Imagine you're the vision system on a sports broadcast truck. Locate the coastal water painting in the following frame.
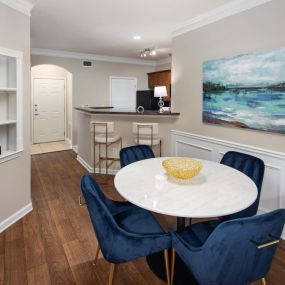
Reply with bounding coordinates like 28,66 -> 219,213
203,48 -> 285,134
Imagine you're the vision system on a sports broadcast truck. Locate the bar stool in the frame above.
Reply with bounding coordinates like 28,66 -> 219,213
92,121 -> 122,174
132,122 -> 161,156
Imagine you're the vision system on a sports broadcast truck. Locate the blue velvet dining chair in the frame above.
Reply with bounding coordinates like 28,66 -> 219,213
221,151 -> 265,220
120,145 -> 155,168
81,175 -> 171,285
186,151 -> 265,227
170,209 -> 285,285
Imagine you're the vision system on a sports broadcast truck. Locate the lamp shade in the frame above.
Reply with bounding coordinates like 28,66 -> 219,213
154,86 -> 167,97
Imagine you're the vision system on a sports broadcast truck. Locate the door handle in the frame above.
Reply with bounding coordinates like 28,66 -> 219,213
34,114 -> 39,116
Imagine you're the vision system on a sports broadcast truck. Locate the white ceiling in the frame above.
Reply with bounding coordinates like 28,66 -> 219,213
30,0 -> 233,60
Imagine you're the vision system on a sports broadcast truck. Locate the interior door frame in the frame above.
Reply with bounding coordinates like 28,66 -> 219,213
31,76 -> 66,144
109,76 -> 137,108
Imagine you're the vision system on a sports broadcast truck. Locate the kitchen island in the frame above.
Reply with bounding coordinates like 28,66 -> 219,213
75,107 -> 180,174
75,106 -> 180,116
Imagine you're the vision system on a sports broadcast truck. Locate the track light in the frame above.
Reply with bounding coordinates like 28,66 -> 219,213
140,48 -> 157,58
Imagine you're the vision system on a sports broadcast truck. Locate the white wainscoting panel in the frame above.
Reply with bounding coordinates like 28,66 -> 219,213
171,130 -> 285,238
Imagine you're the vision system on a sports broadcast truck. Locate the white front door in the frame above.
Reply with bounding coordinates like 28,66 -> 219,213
33,78 -> 65,143
110,77 -> 137,109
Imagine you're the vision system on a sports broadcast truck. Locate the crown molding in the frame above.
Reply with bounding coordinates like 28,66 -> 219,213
156,57 -> 172,66
0,0 -> 34,16
0,46 -> 23,58
31,48 -> 162,67
171,0 -> 272,37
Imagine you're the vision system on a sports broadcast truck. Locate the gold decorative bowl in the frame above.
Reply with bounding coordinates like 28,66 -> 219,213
162,158 -> 203,180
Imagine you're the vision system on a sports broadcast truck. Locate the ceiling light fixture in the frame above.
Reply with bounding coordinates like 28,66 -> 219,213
133,35 -> 141,40
140,48 -> 157,58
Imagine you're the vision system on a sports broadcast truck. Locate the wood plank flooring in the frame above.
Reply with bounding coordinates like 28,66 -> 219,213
0,150 -> 284,285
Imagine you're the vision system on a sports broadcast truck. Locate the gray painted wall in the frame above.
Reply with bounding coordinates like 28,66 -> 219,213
172,0 -> 285,152
0,4 -> 31,225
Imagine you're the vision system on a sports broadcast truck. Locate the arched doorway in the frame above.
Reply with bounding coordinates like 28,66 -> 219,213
31,64 -> 73,154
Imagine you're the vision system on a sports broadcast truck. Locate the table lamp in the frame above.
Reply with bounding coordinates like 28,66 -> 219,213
154,86 -> 167,113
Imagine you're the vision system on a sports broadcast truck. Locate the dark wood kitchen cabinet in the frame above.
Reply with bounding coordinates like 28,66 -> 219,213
147,69 -> 171,101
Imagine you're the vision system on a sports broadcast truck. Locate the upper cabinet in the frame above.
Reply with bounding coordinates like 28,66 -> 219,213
147,69 -> 171,101
0,47 -> 23,164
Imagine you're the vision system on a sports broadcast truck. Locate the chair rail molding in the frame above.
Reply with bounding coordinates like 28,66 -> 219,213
171,0 -> 272,37
0,0 -> 34,16
171,130 -> 285,239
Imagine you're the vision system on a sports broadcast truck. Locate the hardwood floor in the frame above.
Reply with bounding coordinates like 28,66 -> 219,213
0,150 -> 284,285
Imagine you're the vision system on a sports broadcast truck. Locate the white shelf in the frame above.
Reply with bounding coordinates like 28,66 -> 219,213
0,149 -> 23,164
0,88 -> 16,92
0,120 -> 17,126
0,48 -> 23,164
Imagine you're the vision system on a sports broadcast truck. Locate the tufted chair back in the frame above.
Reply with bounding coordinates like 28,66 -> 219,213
172,209 -> 285,285
81,175 -> 171,264
221,151 -> 265,220
120,145 -> 154,168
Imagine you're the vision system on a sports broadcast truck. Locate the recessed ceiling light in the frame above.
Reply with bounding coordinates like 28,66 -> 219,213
133,35 -> 141,40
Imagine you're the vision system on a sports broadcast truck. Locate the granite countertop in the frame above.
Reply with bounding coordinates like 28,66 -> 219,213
75,106 -> 180,116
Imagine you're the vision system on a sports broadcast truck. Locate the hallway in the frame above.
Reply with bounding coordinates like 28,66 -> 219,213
31,141 -> 71,155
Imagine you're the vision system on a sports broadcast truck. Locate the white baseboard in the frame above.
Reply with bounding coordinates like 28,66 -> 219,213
77,155 -> 118,175
77,155 -> 93,172
72,145 -> 78,154
0,202 -> 33,233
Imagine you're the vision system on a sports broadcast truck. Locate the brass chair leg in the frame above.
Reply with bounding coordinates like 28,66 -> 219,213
164,249 -> 171,285
108,263 -> 117,285
99,143 -> 101,174
93,143 -> 95,175
171,248 -> 176,285
106,143 -> 108,175
92,244 -> 101,266
78,195 -> 86,206
261,277 -> 267,285
93,124 -> 96,175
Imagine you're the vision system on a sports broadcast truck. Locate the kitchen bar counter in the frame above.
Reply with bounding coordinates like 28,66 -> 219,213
75,106 -> 180,174
75,106 -> 180,116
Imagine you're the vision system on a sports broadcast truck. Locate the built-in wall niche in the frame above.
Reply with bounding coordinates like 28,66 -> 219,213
0,124 -> 16,153
0,91 -> 16,122
0,47 -> 23,163
0,55 -> 16,89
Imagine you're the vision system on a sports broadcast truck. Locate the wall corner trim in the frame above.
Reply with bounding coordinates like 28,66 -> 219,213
31,48 -> 163,67
77,155 -> 118,175
0,203 -> 33,233
0,0 -> 34,16
72,145 -> 78,154
171,0 -> 272,37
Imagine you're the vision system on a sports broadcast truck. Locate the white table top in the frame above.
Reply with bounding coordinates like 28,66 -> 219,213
114,157 -> 258,218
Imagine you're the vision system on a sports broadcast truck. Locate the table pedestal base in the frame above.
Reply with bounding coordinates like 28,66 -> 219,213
146,251 -> 199,285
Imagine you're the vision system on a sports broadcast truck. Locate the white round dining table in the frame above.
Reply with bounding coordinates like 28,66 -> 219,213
114,157 -> 258,285
114,157 -> 257,219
